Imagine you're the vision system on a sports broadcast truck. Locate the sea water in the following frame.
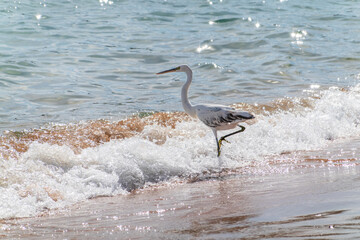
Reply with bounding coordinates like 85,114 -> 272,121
1,0 -> 360,130
1,0 -> 360,224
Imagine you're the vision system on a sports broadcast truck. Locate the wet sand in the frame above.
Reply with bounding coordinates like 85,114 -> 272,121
2,159 -> 360,240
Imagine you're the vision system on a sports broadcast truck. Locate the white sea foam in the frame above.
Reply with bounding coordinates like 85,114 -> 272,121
1,85 -> 360,219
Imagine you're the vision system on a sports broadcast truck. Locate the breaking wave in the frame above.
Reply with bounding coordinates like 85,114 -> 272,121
1,85 -> 360,219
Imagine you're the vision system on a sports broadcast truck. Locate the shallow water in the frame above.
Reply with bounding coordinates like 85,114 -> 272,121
1,0 -> 360,238
3,160 -> 360,239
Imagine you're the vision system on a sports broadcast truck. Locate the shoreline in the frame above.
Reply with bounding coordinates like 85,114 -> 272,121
2,160 -> 360,239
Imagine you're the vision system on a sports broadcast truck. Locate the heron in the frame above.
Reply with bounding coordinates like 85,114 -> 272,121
156,65 -> 254,156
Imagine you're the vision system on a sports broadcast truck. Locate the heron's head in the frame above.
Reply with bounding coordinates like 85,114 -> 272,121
156,65 -> 191,75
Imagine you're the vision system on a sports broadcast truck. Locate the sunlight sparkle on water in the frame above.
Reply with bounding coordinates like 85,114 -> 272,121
310,84 -> 320,89
99,0 -> 113,5
291,29 -> 307,45
196,44 -> 214,53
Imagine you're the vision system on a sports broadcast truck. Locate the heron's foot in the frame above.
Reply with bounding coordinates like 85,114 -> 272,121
217,137 -> 230,157
218,137 -> 230,148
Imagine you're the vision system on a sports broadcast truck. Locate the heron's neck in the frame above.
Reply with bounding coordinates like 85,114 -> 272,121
181,70 -> 196,118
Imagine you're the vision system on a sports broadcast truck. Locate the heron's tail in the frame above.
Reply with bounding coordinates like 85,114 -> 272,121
233,111 -> 255,120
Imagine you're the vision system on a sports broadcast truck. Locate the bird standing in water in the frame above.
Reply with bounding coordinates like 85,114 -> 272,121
157,65 -> 254,156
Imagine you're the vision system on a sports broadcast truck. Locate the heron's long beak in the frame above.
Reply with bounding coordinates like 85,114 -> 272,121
156,66 -> 180,75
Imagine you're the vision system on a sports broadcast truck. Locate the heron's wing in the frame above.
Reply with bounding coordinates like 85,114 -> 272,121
195,105 -> 253,128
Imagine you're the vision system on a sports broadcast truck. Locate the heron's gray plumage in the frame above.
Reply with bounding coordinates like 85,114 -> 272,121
195,104 -> 254,128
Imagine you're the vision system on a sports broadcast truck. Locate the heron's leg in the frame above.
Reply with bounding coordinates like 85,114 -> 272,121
219,125 -> 246,145
216,137 -> 221,157
212,129 -> 222,157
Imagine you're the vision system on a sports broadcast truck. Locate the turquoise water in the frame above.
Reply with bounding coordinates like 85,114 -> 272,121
1,0 -> 360,131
